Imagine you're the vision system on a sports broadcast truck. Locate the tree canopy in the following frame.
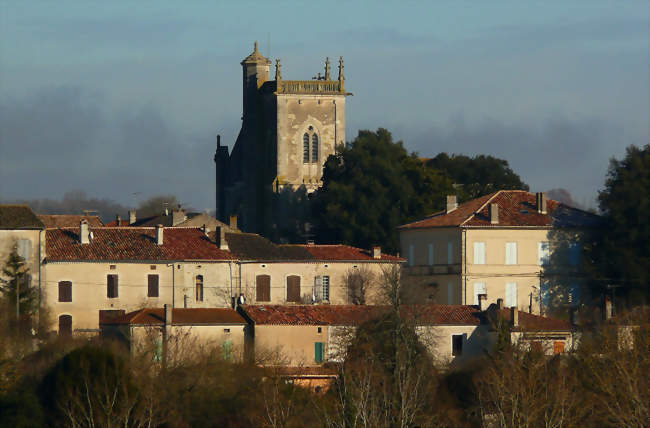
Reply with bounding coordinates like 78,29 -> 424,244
425,153 -> 528,201
311,129 -> 455,253
136,195 -> 182,218
593,144 -> 649,304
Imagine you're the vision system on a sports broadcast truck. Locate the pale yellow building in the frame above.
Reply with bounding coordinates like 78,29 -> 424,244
399,191 -> 601,314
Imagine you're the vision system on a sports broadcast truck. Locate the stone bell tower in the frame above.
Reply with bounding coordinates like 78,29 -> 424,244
215,42 -> 351,235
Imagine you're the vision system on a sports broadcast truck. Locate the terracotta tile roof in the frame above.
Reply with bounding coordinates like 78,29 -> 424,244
0,205 -> 44,229
102,308 -> 246,325
399,191 -> 602,229
46,227 -> 236,261
496,308 -> 572,331
241,304 -> 482,326
105,219 -> 131,227
39,214 -> 104,228
223,233 -> 403,262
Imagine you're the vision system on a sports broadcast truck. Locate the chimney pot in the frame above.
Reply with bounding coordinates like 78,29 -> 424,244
128,210 -> 136,225
79,220 -> 90,245
115,214 -> 121,225
229,215 -> 238,230
490,203 -> 499,224
497,298 -> 504,310
372,246 -> 381,259
478,293 -> 488,311
156,224 -> 164,245
511,306 -> 519,327
446,195 -> 458,213
536,192 -> 547,214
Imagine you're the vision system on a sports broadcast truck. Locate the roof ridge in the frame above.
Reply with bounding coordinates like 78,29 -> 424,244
460,191 -> 501,227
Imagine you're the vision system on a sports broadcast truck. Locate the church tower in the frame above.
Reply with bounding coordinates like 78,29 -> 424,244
215,43 -> 351,236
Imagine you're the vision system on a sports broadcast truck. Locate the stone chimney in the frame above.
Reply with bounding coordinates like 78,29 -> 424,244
216,226 -> 228,251
80,220 -> 90,244
490,203 -> 499,224
229,215 -> 238,230
172,210 -> 186,226
372,246 -> 381,259
478,293 -> 487,311
511,306 -> 519,327
536,192 -> 547,214
604,295 -> 613,320
446,195 -> 458,213
156,224 -> 164,245
128,210 -> 136,225
497,298 -> 504,310
115,214 -> 121,225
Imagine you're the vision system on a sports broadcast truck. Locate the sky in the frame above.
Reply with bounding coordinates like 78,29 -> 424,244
1,1 -> 648,211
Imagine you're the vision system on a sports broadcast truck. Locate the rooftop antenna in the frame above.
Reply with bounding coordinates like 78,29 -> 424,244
267,32 -> 271,59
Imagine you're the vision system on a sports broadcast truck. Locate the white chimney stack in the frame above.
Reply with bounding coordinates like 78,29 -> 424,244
372,246 -> 381,259
128,210 -> 137,225
478,293 -> 487,311
490,203 -> 499,224
217,226 -> 228,251
156,224 -> 164,245
79,220 -> 90,245
497,298 -> 504,310
446,195 -> 458,213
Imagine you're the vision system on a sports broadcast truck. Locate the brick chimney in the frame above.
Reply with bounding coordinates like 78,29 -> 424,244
446,195 -> 458,213
79,220 -> 90,244
536,192 -> 547,214
128,210 -> 136,225
216,226 -> 228,251
478,293 -> 487,311
490,203 -> 499,224
156,224 -> 164,245
497,298 -> 504,310
229,215 -> 238,230
604,296 -> 613,320
372,246 -> 381,259
511,306 -> 519,327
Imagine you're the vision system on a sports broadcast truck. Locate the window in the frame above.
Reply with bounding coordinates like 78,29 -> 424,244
107,275 -> 118,298
315,342 -> 325,363
256,274 -> 271,302
408,244 -> 414,267
428,243 -> 434,266
287,275 -> 301,302
58,281 -> 72,302
148,274 -> 159,298
317,327 -> 322,334
59,315 -> 72,337
17,239 -> 31,262
452,335 -> 463,356
553,341 -> 565,354
569,243 -> 581,266
505,242 -> 518,265
322,275 -> 330,301
473,242 -> 486,265
195,275 -> 204,302
473,282 -> 486,305
223,340 -> 233,361
311,133 -> 319,162
505,282 -> 518,308
538,241 -> 550,266
447,242 -> 453,264
447,282 -> 454,305
303,133 -> 310,163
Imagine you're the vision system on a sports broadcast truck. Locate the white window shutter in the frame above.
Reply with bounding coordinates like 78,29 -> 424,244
314,276 -> 322,301
17,239 -> 31,262
474,242 -> 485,265
538,242 -> 550,265
506,242 -> 517,265
428,244 -> 434,266
506,282 -> 518,307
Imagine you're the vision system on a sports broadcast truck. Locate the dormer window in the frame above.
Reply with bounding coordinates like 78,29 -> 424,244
303,126 -> 319,164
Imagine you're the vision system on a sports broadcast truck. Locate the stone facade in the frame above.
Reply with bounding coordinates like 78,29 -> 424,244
215,43 -> 350,234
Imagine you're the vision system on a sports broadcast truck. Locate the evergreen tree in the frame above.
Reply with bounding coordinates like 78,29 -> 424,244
1,247 -> 37,325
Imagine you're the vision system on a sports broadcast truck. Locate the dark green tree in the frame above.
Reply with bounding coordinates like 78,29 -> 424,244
312,128 -> 455,253
592,144 -> 649,305
0,247 -> 37,328
425,153 -> 529,201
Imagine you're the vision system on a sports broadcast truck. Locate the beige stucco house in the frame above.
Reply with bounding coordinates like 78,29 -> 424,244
398,191 -> 602,314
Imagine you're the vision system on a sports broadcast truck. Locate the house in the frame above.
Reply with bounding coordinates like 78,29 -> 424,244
100,305 -> 247,363
38,214 -> 104,228
106,209 -> 237,235
398,190 -> 602,314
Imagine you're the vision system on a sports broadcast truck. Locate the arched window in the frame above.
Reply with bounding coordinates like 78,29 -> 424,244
303,133 -> 310,163
195,275 -> 204,302
311,133 -> 319,162
59,315 -> 72,337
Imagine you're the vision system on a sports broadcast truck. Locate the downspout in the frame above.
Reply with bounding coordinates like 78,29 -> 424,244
462,228 -> 467,305
38,229 -> 43,331
171,263 -> 175,308
228,260 -> 233,307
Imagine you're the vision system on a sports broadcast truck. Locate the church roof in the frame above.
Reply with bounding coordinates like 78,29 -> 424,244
241,41 -> 271,64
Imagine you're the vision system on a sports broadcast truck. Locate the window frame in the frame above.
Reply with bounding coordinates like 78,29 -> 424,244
256,274 -> 271,302
195,275 -> 204,302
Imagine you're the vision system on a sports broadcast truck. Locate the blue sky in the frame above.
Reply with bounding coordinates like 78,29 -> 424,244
1,1 -> 648,210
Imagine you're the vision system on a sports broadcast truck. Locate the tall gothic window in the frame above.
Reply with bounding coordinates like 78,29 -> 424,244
311,134 -> 319,162
303,133 -> 310,163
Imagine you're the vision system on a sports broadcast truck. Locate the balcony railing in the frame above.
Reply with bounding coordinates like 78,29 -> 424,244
276,80 -> 345,94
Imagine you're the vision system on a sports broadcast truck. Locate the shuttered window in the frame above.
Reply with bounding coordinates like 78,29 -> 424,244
314,276 -> 322,301
452,335 -> 463,356
315,342 -> 325,363
303,133 -> 310,163
287,275 -> 301,302
538,241 -> 550,265
428,243 -> 434,266
505,242 -> 518,265
59,315 -> 72,337
473,282 -> 486,305
473,242 -> 486,265
322,276 -> 330,301
195,275 -> 204,302
256,275 -> 271,302
148,274 -> 159,297
58,281 -> 72,302
107,275 -> 118,298
505,282 -> 518,308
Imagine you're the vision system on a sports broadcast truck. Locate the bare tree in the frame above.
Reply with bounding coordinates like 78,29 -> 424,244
345,266 -> 374,305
